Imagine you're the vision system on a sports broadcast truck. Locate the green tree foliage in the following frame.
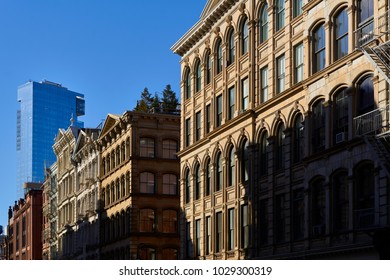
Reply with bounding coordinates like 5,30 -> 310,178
134,85 -> 179,114
162,84 -> 179,112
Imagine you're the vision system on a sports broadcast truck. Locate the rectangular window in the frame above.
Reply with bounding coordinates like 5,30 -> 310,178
228,208 -> 235,250
260,66 -> 268,103
293,189 -> 304,240
241,205 -> 249,249
275,194 -> 286,242
206,216 -> 211,254
228,86 -> 235,120
216,95 -> 223,127
206,104 -> 211,134
185,118 -> 191,147
242,78 -> 249,111
195,219 -> 201,257
276,0 -> 285,31
216,212 -> 223,253
259,199 -> 268,245
276,55 -> 285,94
195,111 -> 201,141
294,43 -> 304,84
293,0 -> 303,18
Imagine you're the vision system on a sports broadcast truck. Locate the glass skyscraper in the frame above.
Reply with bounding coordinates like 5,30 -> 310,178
16,80 -> 85,196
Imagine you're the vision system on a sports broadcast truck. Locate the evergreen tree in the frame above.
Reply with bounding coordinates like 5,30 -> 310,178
134,87 -> 152,112
161,84 -> 179,112
150,93 -> 161,112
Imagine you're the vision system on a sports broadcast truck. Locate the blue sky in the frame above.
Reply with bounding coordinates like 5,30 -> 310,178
0,0 -> 206,230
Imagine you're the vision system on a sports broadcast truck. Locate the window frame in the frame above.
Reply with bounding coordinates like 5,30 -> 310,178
276,55 -> 285,94
313,24 -> 326,73
294,43 -> 304,84
259,4 -> 268,44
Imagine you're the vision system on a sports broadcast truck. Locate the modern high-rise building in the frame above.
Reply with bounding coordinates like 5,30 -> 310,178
16,80 -> 85,196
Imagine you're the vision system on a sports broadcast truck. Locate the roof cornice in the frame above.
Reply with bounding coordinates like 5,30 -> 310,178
171,0 -> 239,57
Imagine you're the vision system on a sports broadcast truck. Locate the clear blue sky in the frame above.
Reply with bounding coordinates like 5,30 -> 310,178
0,0 -> 206,230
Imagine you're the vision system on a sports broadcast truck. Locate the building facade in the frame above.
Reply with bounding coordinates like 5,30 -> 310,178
7,185 -> 43,260
42,163 -> 58,260
172,0 -> 390,259
53,125 -> 100,259
17,80 -> 85,196
98,111 -> 180,260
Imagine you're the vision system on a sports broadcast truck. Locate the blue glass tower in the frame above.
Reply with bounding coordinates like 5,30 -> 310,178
16,80 -> 85,196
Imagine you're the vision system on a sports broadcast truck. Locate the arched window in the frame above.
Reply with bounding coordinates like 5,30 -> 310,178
121,175 -> 125,197
121,142 -> 125,162
126,172 -> 130,194
331,171 -> 349,231
241,140 -> 249,183
205,158 -> 211,196
354,162 -> 375,228
275,124 -> 285,170
227,29 -> 235,66
162,174 -> 178,195
195,59 -> 202,92
259,131 -> 268,176
139,209 -> 156,232
357,75 -> 374,115
334,8 -> 348,60
140,138 -> 155,158
185,169 -> 191,203
333,88 -> 349,144
162,139 -> 178,159
102,158 -> 106,176
116,179 -> 120,201
293,114 -> 304,163
228,147 -> 235,186
106,187 -> 110,206
162,210 -> 178,233
216,38 -> 223,74
276,0 -> 285,31
311,178 -> 326,236
259,4 -> 268,44
185,68 -> 191,99
195,163 -> 201,200
116,146 -> 120,166
241,18 -> 249,54
139,172 -> 155,194
216,151 -> 223,191
312,99 -> 326,153
111,152 -> 115,170
106,156 -> 110,173
205,51 -> 212,85
313,24 -> 325,73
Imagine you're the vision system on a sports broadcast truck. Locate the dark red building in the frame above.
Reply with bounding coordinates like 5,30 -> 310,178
7,183 -> 42,260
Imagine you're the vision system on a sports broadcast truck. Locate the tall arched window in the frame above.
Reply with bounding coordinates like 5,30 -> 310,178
313,24 -> 326,73
241,18 -> 249,54
259,4 -> 268,44
205,158 -> 211,196
312,99 -> 326,153
275,124 -> 285,170
259,131 -> 268,176
185,68 -> 191,99
334,8 -> 348,60
331,171 -> 349,231
195,59 -> 202,92
228,147 -> 235,186
357,75 -> 374,115
185,169 -> 191,203
205,51 -> 212,85
227,29 -> 235,66
354,162 -> 375,228
241,140 -> 249,183
333,88 -> 349,144
293,114 -> 304,163
216,152 -> 223,191
276,0 -> 285,31
195,163 -> 201,200
311,178 -> 326,236
216,39 -> 223,74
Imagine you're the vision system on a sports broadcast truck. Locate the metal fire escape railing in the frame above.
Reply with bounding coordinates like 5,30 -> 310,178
355,9 -> 390,85
354,104 -> 390,177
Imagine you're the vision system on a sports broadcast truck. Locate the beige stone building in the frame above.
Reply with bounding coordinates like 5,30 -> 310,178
53,125 -> 101,259
172,0 -> 390,259
42,162 -> 58,260
98,111 -> 180,260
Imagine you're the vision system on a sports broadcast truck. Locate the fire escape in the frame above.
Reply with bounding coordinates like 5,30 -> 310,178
354,9 -> 390,178
354,9 -> 390,259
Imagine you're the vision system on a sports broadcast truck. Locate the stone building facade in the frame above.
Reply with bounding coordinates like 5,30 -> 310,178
172,0 -> 390,259
98,111 -> 180,259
